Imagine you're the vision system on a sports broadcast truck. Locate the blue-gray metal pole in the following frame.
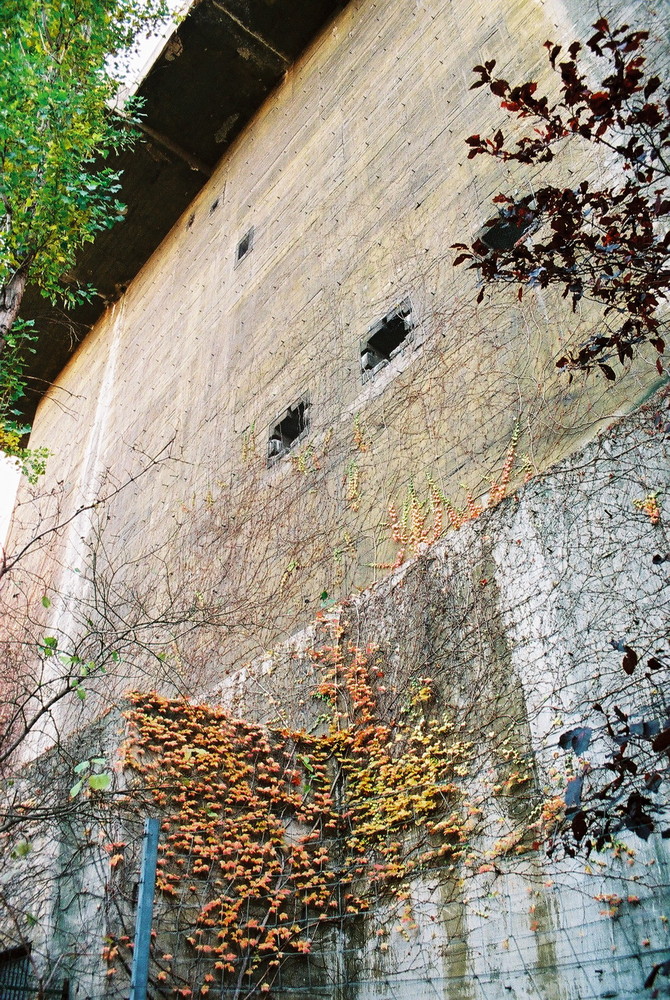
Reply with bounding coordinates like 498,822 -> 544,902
129,817 -> 160,1000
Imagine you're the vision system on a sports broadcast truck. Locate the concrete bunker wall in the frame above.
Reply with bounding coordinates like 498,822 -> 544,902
210,390 -> 670,999
10,0 -> 669,689
3,390 -> 669,1000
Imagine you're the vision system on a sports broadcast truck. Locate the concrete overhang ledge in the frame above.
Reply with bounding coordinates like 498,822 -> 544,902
20,0 -> 345,421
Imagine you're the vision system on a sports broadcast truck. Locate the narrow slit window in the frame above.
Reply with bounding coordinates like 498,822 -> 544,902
361,298 -> 414,378
268,399 -> 309,464
235,227 -> 254,264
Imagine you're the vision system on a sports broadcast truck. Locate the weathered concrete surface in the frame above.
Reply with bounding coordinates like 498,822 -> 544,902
3,0 -> 670,994
11,0 -> 669,696
3,390 -> 670,999
214,387 -> 670,730
207,388 -> 670,999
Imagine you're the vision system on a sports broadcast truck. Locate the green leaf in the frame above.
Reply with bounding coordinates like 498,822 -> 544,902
73,760 -> 90,774
41,636 -> 57,656
88,773 -> 111,791
41,595 -> 51,608
69,779 -> 84,798
11,840 -> 32,858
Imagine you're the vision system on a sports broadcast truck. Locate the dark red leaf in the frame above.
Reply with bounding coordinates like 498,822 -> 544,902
651,729 -> 670,753
599,363 -> 616,381
657,358 -> 664,376
622,647 -> 638,674
476,287 -> 485,304
589,91 -> 613,116
623,791 -> 654,839
453,254 -> 471,266
644,75 -> 660,98
647,657 -> 664,671
518,287 -> 523,301
587,31 -> 604,55
490,79 -> 509,97
571,810 -> 587,841
547,44 -> 561,69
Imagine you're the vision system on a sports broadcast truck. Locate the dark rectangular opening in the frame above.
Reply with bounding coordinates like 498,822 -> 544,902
236,227 -> 254,263
0,947 -> 30,1000
268,399 -> 309,464
477,205 -> 535,252
0,948 -> 66,1000
361,299 -> 414,377
479,217 -> 530,251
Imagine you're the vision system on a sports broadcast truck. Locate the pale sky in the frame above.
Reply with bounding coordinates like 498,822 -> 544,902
113,0 -> 193,104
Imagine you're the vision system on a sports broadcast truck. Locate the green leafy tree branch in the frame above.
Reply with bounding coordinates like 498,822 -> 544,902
0,0 -> 168,453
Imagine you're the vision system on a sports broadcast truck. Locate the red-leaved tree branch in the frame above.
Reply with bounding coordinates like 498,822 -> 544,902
453,18 -> 670,380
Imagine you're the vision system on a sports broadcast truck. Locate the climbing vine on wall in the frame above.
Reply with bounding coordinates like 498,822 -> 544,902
115,625 -> 478,998
384,424 -> 521,566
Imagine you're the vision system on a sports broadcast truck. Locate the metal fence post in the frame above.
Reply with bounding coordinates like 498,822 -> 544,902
129,817 -> 160,1000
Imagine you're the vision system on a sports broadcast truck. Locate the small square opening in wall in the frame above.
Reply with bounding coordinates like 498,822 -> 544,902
268,398 -> 309,464
361,298 -> 415,378
479,216 -> 529,251
235,227 -> 254,264
477,206 -> 535,252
